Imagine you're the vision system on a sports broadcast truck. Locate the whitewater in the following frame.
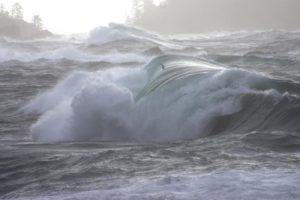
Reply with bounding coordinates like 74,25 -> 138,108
1,24 -> 300,199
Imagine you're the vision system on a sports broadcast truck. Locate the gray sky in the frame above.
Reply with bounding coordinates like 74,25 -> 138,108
131,0 -> 300,33
1,0 -> 134,33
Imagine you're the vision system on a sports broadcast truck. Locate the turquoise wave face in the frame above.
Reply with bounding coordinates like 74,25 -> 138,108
135,55 -> 225,101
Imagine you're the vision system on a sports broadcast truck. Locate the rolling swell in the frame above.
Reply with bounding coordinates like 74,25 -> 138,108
24,55 -> 300,143
205,91 -> 300,136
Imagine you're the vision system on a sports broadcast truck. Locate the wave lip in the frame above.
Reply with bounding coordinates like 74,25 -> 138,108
24,55 -> 297,143
136,55 -> 225,100
86,23 -> 185,50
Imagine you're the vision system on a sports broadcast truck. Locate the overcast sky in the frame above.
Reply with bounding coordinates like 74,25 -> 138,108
0,0 -> 136,34
1,0 -> 299,34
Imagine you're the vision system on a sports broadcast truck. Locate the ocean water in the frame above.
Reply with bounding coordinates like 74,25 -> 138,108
1,24 -> 300,199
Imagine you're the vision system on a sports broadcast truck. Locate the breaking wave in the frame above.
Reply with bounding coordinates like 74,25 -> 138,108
86,23 -> 185,49
86,23 -> 159,45
23,55 -> 300,143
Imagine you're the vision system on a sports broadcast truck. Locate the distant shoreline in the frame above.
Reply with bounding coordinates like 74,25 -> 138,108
0,14 -> 53,40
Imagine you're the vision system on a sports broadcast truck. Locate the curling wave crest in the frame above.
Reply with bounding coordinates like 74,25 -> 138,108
23,55 -> 300,143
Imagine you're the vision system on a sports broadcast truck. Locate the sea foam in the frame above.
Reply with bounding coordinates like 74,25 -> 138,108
0,46 -> 146,63
14,170 -> 300,200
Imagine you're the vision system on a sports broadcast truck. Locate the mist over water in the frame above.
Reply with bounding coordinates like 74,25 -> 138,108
129,0 -> 300,33
1,24 -> 300,199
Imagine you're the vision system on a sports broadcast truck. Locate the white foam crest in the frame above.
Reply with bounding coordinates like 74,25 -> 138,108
24,63 -> 280,143
168,30 -> 263,41
86,25 -> 132,45
86,23 -> 186,49
0,47 -> 147,63
14,170 -> 300,200
22,71 -> 91,114
0,35 -> 66,43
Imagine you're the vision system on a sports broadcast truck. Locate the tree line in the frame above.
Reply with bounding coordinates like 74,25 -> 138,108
0,2 -> 43,30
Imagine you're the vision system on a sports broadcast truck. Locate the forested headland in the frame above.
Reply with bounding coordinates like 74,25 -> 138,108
0,2 -> 53,39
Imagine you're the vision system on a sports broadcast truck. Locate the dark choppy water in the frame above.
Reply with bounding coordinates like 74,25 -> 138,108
1,24 -> 300,199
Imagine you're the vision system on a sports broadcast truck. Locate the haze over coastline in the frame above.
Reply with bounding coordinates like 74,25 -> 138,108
1,0 -> 134,34
2,0 -> 300,35
0,5 -> 52,39
128,0 -> 300,34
